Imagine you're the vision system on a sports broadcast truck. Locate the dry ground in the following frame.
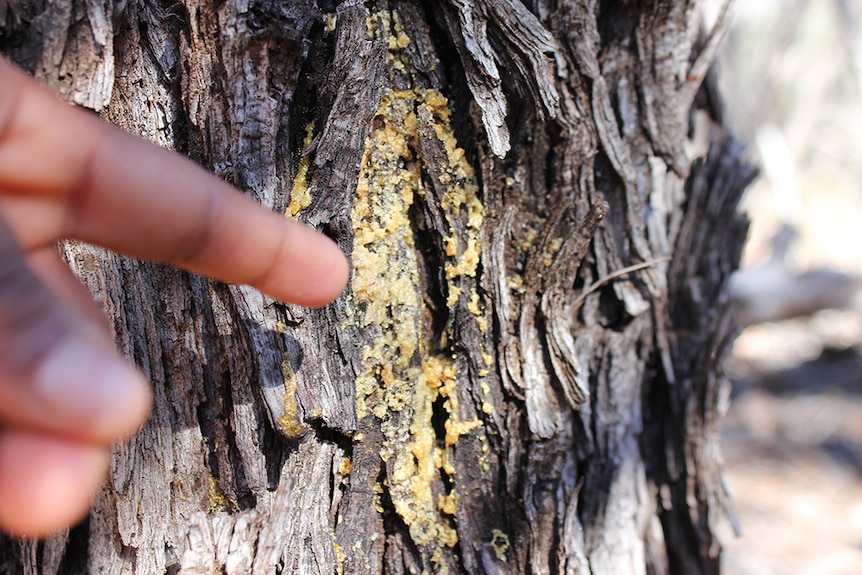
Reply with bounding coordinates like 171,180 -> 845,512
720,313 -> 862,574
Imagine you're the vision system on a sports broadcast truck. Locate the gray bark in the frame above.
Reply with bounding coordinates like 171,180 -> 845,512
0,1 -> 753,574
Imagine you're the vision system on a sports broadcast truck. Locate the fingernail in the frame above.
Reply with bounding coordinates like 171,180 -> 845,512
32,336 -> 151,441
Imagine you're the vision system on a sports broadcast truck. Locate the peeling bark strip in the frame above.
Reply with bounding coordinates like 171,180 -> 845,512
1,1 -> 750,575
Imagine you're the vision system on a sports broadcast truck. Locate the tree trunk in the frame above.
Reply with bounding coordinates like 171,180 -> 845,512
0,1 -> 754,574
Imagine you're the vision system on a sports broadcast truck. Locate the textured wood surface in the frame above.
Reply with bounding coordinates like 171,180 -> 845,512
0,1 -> 752,573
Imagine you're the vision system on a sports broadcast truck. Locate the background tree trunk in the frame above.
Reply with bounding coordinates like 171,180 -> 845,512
0,1 -> 754,574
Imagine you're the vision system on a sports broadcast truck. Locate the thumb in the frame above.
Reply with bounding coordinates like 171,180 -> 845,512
0,215 -> 151,444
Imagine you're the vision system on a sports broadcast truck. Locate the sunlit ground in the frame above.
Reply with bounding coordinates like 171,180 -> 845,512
723,315 -> 862,574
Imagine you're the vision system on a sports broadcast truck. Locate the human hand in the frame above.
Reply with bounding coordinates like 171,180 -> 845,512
0,56 -> 349,538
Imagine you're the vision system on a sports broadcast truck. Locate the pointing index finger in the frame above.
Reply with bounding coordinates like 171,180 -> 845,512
0,57 -> 348,307
72,123 -> 349,308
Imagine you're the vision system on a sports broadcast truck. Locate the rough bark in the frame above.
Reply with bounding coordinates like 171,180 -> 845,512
0,1 -> 753,574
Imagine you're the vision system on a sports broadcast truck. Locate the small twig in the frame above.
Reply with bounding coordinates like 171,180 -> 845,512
682,0 -> 733,104
573,256 -> 671,309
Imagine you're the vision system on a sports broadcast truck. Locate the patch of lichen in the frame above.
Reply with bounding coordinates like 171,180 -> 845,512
350,87 -> 462,560
286,121 -> 316,219
277,352 -> 309,438
491,529 -> 510,563
351,88 -> 422,423
413,83 -> 488,342
348,10 -> 491,573
207,476 -> 230,513
419,91 -> 485,287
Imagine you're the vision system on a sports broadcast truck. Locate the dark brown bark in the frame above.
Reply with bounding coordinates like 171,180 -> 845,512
0,1 -> 753,574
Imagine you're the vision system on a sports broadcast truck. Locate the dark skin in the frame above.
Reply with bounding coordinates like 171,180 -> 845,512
0,56 -> 349,537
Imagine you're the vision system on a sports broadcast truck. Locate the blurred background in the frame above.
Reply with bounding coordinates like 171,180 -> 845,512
715,1 -> 862,573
